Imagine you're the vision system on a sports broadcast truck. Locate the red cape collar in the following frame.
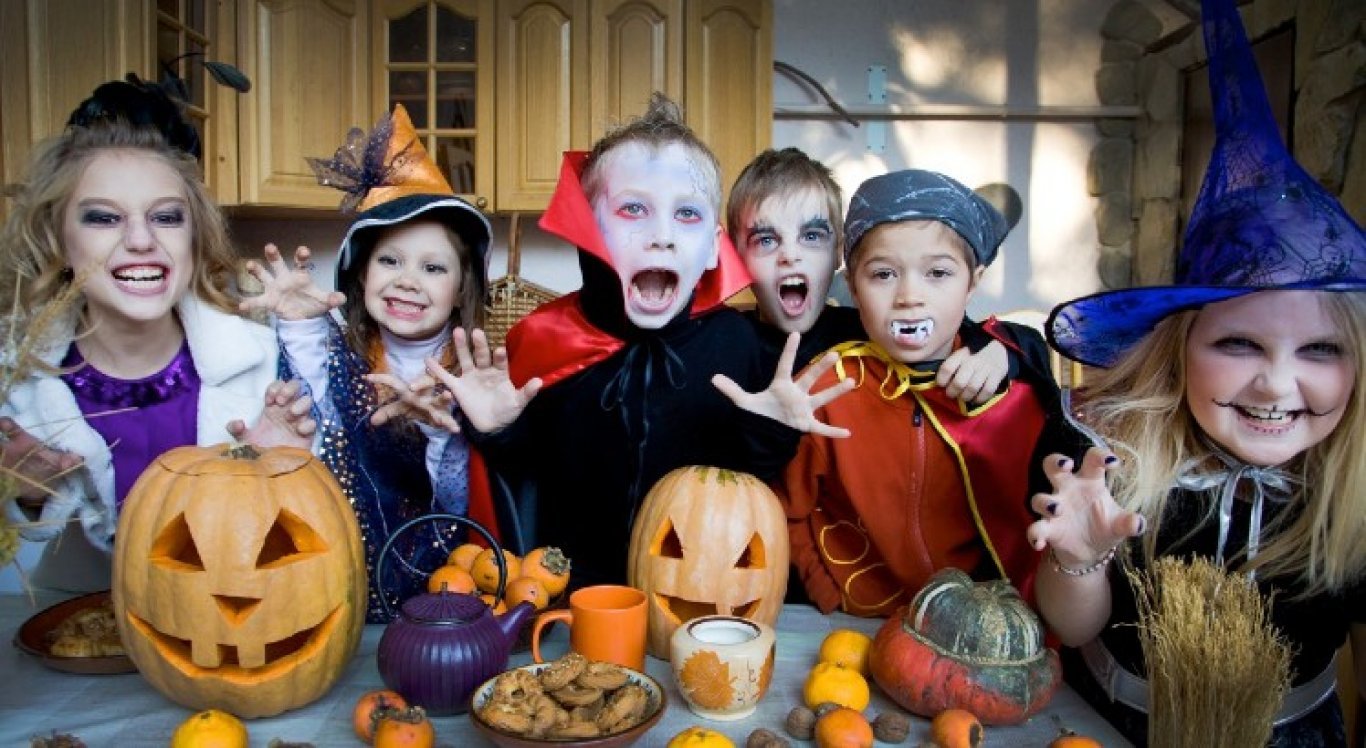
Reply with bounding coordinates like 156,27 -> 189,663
507,152 -> 751,388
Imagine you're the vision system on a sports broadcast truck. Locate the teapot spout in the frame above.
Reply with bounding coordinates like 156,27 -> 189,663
497,601 -> 536,644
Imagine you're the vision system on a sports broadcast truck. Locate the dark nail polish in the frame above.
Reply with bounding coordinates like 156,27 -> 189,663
1104,455 -> 1119,466
1136,516 -> 1147,535
1046,501 -> 1058,515
1057,457 -> 1069,468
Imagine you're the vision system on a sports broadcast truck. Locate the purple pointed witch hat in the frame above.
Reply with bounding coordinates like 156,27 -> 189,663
1047,0 -> 1365,369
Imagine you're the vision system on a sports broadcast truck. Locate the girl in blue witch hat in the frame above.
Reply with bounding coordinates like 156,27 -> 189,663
1026,0 -> 1365,744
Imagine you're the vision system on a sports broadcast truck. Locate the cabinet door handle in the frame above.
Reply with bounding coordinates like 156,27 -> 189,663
475,196 -> 488,209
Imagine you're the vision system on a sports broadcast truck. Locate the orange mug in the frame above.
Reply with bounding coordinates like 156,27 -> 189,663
530,585 -> 647,670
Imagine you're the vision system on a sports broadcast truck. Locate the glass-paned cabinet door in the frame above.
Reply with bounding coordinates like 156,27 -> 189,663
375,0 -> 494,210
155,0 -> 212,154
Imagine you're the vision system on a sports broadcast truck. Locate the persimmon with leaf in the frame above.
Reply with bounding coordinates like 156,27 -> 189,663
373,706 -> 435,748
520,546 -> 572,596
353,690 -> 408,744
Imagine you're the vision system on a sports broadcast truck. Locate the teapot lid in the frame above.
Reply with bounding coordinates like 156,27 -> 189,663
400,590 -> 486,624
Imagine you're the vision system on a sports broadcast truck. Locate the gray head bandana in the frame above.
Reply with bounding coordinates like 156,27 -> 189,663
844,170 -> 1008,268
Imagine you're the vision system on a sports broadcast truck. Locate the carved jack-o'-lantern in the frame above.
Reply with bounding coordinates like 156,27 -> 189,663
627,466 -> 789,660
112,444 -> 366,718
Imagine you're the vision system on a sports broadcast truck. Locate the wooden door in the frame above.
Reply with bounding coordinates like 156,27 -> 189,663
684,0 -> 770,202
495,0 -> 589,212
589,0 -> 682,139
235,0 -> 370,207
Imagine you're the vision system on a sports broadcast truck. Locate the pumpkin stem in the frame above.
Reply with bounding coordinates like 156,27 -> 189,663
223,443 -> 262,460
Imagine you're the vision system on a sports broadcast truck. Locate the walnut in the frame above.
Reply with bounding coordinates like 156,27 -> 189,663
746,727 -> 792,747
785,705 -> 816,740
30,733 -> 86,748
872,711 -> 912,743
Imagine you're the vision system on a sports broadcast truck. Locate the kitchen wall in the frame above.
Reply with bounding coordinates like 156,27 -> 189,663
229,0 -> 1119,323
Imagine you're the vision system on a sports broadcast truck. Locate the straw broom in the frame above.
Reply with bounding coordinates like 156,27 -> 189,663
1129,556 -> 1292,748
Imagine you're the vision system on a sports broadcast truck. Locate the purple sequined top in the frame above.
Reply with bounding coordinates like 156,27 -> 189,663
60,341 -> 201,510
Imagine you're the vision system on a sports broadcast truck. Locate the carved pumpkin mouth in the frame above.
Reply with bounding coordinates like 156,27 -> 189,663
653,594 -> 762,626
125,606 -> 344,681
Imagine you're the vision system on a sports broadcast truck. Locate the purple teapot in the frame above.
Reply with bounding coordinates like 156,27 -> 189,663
375,514 -> 535,715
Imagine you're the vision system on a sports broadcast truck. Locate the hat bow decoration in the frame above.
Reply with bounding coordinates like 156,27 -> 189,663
306,104 -> 454,213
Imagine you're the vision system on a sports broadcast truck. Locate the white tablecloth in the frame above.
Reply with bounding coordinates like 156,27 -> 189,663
1,591 -> 1132,747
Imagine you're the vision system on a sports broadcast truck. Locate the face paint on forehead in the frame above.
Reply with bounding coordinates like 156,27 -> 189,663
594,141 -> 719,207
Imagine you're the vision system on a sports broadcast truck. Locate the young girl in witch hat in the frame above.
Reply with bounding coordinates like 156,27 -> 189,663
243,104 -> 501,621
1028,0 -> 1366,743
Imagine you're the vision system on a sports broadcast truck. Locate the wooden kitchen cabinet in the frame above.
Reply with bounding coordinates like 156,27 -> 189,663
0,0 -> 237,210
3,0 -> 769,216
232,0 -> 371,208
494,0 -> 589,212
589,0 -> 683,138
373,0 -> 496,209
685,0 -> 771,199
1,0 -> 152,195
498,0 -> 769,211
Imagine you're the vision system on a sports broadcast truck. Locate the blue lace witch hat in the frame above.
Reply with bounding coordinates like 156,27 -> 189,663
1047,0 -> 1366,369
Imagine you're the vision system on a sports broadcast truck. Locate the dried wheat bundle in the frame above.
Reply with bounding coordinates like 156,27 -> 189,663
1129,556 -> 1291,748
0,275 -> 88,575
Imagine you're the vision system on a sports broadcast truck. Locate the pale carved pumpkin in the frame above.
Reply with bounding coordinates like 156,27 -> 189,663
112,444 -> 366,718
627,466 -> 789,660
869,567 -> 1060,725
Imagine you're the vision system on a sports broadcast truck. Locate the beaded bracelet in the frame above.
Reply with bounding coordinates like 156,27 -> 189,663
1049,544 -> 1119,577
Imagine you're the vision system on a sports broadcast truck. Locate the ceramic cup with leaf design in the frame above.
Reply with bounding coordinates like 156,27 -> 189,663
669,614 -> 776,720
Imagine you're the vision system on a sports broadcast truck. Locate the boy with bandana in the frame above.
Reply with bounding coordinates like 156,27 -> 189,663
778,169 -> 1070,617
726,147 -> 1016,403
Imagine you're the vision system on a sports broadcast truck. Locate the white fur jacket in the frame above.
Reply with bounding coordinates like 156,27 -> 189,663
2,295 -> 278,550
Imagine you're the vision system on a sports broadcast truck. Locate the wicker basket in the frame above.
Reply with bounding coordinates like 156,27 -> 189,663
484,213 -> 560,349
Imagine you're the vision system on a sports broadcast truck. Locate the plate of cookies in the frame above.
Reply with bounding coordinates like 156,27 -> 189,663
13,591 -> 135,674
470,653 -> 666,746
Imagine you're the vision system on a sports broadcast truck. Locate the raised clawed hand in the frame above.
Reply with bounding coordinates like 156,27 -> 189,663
367,371 -> 460,432
239,244 -> 346,320
938,339 -> 1008,405
711,332 -> 856,439
369,328 -> 542,434
1025,447 -> 1146,567
0,417 -> 84,504
227,379 -> 317,449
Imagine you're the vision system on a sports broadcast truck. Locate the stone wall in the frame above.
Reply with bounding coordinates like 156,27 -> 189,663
1089,0 -> 1365,288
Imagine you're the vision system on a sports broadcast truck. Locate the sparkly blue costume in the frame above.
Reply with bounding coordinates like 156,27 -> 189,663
280,319 -> 473,623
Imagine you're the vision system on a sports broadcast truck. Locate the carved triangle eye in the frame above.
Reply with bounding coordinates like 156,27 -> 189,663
255,509 -> 328,569
150,513 -> 204,571
652,520 -> 684,559
733,532 -> 767,569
